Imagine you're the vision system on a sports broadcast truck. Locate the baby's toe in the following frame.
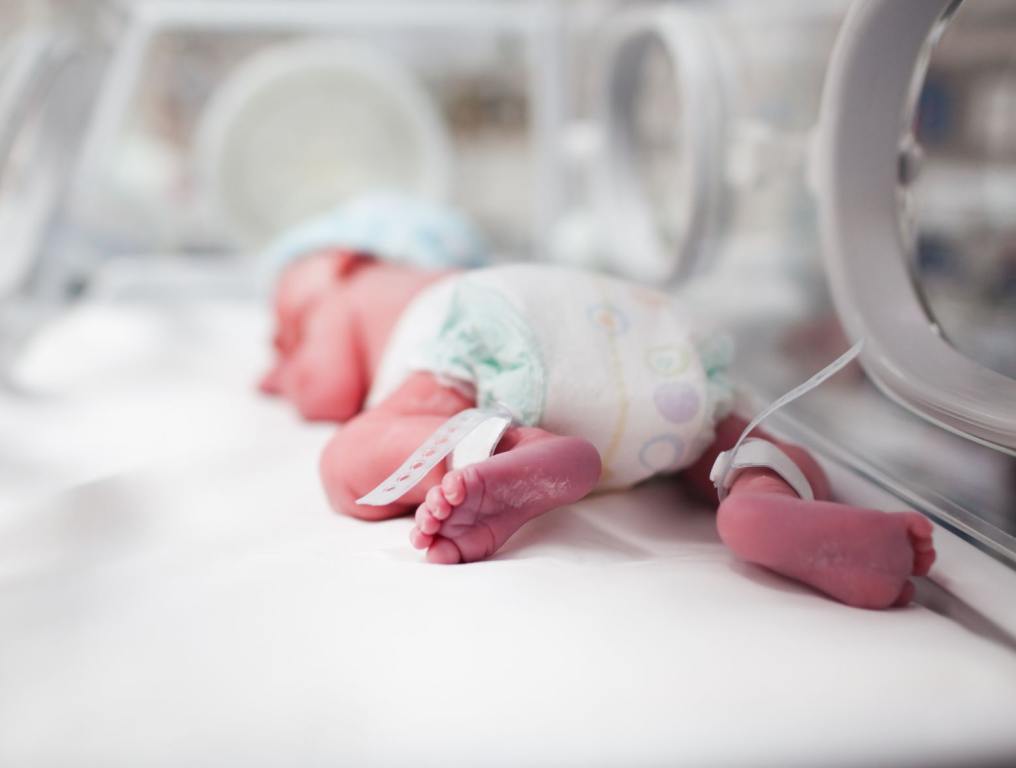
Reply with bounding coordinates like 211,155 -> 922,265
426,536 -> 463,565
914,548 -> 936,577
905,513 -> 934,539
441,471 -> 467,505
904,513 -> 936,576
409,526 -> 433,550
892,580 -> 916,608
415,503 -> 441,535
425,484 -> 452,518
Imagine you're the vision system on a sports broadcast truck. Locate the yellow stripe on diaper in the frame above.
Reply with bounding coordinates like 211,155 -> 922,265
589,278 -> 631,483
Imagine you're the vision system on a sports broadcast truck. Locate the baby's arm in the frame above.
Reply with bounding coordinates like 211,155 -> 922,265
685,417 -> 935,609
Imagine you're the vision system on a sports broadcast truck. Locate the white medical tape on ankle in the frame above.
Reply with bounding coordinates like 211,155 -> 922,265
356,405 -> 513,507
710,438 -> 814,501
710,339 -> 864,502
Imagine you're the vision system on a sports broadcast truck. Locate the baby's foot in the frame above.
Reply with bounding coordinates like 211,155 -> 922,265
718,493 -> 936,609
409,434 -> 601,563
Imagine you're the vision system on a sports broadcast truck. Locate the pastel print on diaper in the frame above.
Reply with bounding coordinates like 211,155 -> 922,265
653,381 -> 701,424
639,434 -> 686,473
587,303 -> 629,337
628,284 -> 670,309
645,344 -> 690,378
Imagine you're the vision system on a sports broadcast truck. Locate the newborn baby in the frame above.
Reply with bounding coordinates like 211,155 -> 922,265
263,250 -> 936,611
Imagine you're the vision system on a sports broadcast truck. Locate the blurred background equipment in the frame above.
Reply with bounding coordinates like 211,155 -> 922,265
1,0 -> 564,310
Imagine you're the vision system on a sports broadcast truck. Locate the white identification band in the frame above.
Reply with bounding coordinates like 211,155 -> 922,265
710,438 -> 814,502
710,339 -> 864,501
356,405 -> 513,507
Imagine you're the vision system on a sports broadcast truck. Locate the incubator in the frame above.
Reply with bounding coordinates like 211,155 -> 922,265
570,0 -> 1016,570
3,1 -> 1016,765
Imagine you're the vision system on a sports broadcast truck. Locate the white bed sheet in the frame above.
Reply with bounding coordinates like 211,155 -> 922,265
2,300 -> 1016,768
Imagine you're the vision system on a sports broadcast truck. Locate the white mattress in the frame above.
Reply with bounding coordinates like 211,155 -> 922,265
2,299 -> 1016,768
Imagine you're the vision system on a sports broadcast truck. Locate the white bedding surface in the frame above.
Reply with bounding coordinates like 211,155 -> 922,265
2,300 -> 1016,768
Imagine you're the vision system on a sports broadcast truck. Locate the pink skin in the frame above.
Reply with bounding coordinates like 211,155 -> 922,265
265,259 -> 936,609
259,250 -> 345,396
260,250 -> 454,422
691,418 -> 935,609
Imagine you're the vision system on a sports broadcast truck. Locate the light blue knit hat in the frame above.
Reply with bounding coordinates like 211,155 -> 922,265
263,193 -> 490,277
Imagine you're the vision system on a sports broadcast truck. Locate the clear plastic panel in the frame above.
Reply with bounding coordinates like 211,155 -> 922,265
0,1 -> 121,301
0,0 -> 567,373
811,0 -> 1016,563
67,1 -> 562,267
593,0 -> 849,286
593,0 -> 1016,566
0,1 -> 122,371
906,0 -> 1016,379
630,37 -> 686,260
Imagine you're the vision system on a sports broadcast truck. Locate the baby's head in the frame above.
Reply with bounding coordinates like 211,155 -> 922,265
259,248 -> 368,394
258,194 -> 490,401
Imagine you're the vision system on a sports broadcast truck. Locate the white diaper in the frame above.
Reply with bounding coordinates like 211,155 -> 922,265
369,264 -> 734,491
367,274 -> 463,407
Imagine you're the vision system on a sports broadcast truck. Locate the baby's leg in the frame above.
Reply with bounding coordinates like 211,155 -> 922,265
321,410 -> 458,521
685,417 -> 936,609
409,427 -> 602,563
321,370 -> 602,558
319,372 -> 476,520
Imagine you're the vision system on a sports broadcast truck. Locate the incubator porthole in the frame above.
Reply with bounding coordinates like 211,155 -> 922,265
194,39 -> 452,248
0,34 -> 53,299
629,37 -> 687,261
597,9 -> 725,287
816,0 -> 1016,453
0,118 -> 38,298
901,0 -> 1016,379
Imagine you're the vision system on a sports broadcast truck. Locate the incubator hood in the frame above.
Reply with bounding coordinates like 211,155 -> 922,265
590,0 -> 1016,565
1,0 -> 1014,565
5,9 -> 1016,766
